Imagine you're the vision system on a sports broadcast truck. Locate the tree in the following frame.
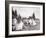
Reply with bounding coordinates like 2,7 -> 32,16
12,9 -> 17,19
14,10 -> 17,18
12,9 -> 15,19
32,13 -> 35,20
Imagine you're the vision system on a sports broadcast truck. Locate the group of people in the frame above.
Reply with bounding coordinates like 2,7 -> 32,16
12,16 -> 36,31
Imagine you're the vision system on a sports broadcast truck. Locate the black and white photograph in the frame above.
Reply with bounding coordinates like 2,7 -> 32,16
12,7 -> 40,31
5,1 -> 45,37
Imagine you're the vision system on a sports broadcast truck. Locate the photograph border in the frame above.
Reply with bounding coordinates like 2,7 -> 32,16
5,1 -> 45,37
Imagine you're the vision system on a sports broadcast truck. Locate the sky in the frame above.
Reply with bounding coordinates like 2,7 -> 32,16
12,7 -> 40,18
